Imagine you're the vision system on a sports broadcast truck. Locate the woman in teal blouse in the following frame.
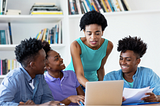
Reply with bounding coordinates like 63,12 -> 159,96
65,11 -> 113,90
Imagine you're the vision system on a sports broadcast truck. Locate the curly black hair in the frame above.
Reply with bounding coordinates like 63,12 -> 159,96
79,10 -> 107,31
117,36 -> 147,58
42,41 -> 51,58
15,38 -> 43,67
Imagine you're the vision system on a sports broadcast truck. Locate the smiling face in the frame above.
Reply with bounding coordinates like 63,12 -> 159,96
46,50 -> 65,72
83,24 -> 103,49
119,50 -> 140,75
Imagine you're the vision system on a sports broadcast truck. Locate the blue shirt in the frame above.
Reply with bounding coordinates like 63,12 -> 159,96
0,66 -> 54,106
65,37 -> 108,81
44,70 -> 80,105
103,67 -> 160,95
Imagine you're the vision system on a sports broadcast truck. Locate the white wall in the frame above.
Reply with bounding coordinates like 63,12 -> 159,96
104,12 -> 160,76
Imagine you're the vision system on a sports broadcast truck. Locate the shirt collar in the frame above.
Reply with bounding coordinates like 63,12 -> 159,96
63,71 -> 69,77
120,67 -> 139,79
119,70 -> 123,79
45,71 -> 68,82
20,65 -> 32,83
133,67 -> 139,78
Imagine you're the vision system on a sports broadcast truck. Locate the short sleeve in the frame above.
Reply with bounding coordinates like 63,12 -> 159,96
72,71 -> 80,88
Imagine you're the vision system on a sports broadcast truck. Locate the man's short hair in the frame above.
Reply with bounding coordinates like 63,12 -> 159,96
117,36 -> 147,58
15,38 -> 43,67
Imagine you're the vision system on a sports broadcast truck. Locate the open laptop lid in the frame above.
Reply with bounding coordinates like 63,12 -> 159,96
85,80 -> 124,105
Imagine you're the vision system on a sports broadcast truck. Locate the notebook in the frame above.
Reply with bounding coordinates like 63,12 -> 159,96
85,80 -> 124,106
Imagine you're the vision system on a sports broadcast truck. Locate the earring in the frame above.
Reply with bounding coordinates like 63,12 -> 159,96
44,66 -> 46,69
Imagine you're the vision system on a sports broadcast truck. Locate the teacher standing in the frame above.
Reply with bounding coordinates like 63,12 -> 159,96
65,11 -> 113,90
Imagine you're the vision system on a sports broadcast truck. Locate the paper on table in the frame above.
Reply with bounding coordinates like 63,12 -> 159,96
122,86 -> 154,104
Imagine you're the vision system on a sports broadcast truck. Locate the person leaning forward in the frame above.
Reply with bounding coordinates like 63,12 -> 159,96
65,11 -> 113,91
0,38 -> 60,106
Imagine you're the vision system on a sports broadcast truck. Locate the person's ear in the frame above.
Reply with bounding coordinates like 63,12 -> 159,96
45,61 -> 51,70
29,61 -> 35,68
136,58 -> 141,65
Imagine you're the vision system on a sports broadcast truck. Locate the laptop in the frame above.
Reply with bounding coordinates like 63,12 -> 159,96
85,80 -> 124,106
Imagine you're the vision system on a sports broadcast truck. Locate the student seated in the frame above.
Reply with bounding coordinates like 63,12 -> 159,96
0,38 -> 60,105
42,41 -> 85,105
103,36 -> 160,102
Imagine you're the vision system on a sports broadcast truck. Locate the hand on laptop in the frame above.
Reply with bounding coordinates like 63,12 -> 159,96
122,97 -> 126,102
68,95 -> 85,105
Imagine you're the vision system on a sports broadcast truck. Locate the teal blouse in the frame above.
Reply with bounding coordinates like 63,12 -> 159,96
65,37 -> 108,81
